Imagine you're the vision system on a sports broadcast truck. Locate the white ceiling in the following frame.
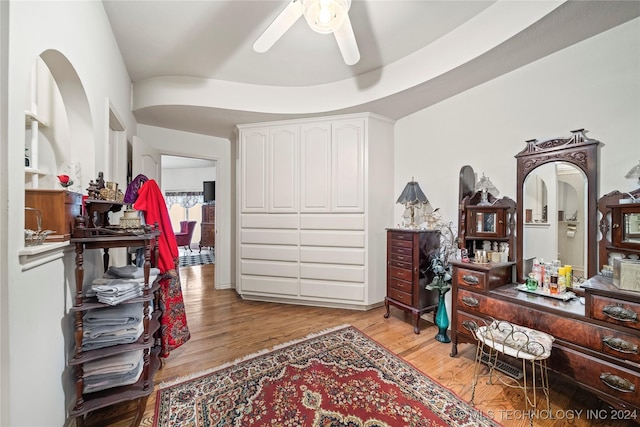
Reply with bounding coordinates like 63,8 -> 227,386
102,0 -> 640,139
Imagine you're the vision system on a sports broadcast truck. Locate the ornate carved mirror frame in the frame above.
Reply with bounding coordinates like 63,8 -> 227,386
515,129 -> 600,282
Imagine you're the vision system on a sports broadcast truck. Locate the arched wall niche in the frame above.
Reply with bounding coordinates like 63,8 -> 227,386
34,49 -> 94,190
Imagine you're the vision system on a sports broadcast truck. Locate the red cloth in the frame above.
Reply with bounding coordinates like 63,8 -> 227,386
133,179 -> 178,273
134,179 -> 190,356
157,271 -> 191,357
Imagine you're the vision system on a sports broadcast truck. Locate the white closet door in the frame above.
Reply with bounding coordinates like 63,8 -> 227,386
269,126 -> 299,212
241,128 -> 268,212
332,119 -> 365,212
300,123 -> 331,212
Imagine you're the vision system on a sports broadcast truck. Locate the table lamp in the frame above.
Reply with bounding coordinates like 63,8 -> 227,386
626,160 -> 640,186
396,177 -> 429,228
475,173 -> 499,206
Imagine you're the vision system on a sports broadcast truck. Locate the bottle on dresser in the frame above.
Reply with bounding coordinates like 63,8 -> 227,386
543,261 -> 553,291
564,265 -> 573,288
532,259 -> 541,284
557,267 -> 567,293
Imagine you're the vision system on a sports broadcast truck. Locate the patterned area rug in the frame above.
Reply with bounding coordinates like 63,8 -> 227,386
178,253 -> 214,267
154,325 -> 500,427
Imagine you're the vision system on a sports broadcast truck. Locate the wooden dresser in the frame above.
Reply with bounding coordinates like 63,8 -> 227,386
451,261 -> 640,415
384,228 -> 440,334
199,203 -> 215,252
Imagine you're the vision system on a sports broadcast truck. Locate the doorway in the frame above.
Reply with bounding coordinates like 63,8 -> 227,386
161,154 -> 216,252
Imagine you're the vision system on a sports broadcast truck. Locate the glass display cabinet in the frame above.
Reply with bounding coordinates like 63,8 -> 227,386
458,192 -> 516,262
599,189 -> 640,268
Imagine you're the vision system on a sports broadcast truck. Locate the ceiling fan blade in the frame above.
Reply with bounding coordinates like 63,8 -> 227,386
253,1 -> 303,53
333,15 -> 360,65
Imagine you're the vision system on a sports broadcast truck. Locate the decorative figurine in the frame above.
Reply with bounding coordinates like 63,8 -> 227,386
86,180 -> 99,199
96,171 -> 105,190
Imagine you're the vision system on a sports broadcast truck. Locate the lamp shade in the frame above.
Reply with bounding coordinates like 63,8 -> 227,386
475,173 -> 499,197
396,179 -> 428,206
475,173 -> 499,206
626,160 -> 640,185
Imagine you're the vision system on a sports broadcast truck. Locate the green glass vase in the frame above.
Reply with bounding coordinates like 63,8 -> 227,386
434,291 -> 451,343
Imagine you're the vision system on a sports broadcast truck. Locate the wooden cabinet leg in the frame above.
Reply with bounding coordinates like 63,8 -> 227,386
450,340 -> 458,357
131,395 -> 150,427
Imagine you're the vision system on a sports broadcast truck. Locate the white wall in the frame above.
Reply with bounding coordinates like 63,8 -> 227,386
395,18 -> 640,228
4,1 -> 137,425
0,1 -> 9,425
137,124 -> 233,289
395,18 -> 640,321
162,166 -> 216,192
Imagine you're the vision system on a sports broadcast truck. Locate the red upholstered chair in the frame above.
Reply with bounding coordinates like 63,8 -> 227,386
175,220 -> 197,252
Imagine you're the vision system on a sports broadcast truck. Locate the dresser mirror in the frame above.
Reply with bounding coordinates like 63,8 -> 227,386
515,129 -> 600,281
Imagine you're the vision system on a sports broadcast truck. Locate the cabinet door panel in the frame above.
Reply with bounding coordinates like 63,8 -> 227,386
300,214 -> 364,230
241,276 -> 299,296
300,230 -> 365,247
300,264 -> 365,282
241,129 -> 268,212
241,214 -> 298,229
300,280 -> 365,301
300,247 -> 364,265
241,260 -> 298,278
241,245 -> 299,262
332,119 -> 364,212
241,229 -> 299,245
301,123 -> 331,212
269,126 -> 298,212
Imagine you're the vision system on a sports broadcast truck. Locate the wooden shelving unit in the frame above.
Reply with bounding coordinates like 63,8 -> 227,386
69,223 -> 161,426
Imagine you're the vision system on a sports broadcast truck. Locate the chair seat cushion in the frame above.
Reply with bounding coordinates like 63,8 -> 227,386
476,320 -> 554,360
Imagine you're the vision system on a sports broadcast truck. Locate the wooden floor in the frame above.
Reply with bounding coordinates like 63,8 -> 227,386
84,264 -> 637,427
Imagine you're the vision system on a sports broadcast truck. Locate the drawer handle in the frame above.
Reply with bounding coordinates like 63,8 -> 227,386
462,320 -> 478,332
461,296 -> 479,307
600,373 -> 635,393
462,275 -> 479,285
602,336 -> 639,354
603,304 -> 638,322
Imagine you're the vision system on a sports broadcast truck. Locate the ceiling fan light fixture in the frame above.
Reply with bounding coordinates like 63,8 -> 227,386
303,0 -> 351,34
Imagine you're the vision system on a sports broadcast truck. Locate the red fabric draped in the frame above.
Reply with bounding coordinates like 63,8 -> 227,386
134,179 -> 178,273
134,179 -> 190,356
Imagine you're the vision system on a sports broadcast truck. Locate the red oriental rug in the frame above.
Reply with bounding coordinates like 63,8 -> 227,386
154,325 -> 500,427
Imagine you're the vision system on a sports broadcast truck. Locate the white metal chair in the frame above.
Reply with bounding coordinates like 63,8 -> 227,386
465,318 -> 554,426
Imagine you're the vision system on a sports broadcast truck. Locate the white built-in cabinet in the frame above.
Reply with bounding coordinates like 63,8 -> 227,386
237,113 -> 395,310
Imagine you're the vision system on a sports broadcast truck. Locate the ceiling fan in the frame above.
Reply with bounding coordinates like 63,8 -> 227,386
253,0 -> 360,65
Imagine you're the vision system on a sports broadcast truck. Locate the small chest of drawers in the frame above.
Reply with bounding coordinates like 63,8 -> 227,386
384,229 -> 440,334
450,260 -> 515,349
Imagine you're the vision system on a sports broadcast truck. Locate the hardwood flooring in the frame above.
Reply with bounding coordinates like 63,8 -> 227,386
84,264 -> 637,427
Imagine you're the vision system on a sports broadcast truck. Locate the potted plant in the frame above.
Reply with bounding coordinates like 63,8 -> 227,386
425,220 -> 457,343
